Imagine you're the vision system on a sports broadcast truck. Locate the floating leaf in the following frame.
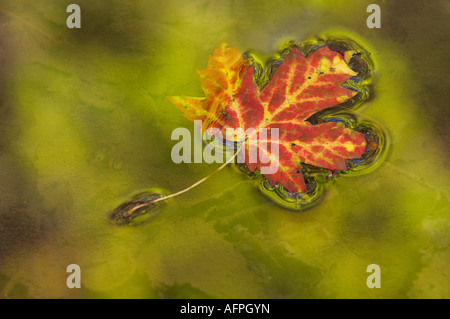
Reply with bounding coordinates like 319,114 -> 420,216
168,42 -> 247,130
169,43 -> 368,193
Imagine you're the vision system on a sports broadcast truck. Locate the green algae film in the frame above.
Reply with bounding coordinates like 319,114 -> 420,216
0,0 -> 449,299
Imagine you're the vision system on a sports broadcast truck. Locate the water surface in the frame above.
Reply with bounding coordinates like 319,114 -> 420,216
0,0 -> 449,298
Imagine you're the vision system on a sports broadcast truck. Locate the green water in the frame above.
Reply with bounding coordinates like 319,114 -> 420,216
0,0 -> 449,298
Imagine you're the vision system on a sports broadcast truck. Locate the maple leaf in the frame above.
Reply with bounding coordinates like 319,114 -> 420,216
169,43 -> 367,194
168,42 -> 247,130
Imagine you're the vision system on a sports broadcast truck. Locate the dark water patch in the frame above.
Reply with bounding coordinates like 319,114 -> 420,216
109,189 -> 167,226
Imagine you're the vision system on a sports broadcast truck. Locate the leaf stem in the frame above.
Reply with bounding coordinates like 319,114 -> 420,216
123,149 -> 240,217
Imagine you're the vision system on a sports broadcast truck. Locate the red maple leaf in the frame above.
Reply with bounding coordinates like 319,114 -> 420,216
169,43 -> 367,193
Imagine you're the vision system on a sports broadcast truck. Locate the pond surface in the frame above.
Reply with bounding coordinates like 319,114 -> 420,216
0,0 -> 449,298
